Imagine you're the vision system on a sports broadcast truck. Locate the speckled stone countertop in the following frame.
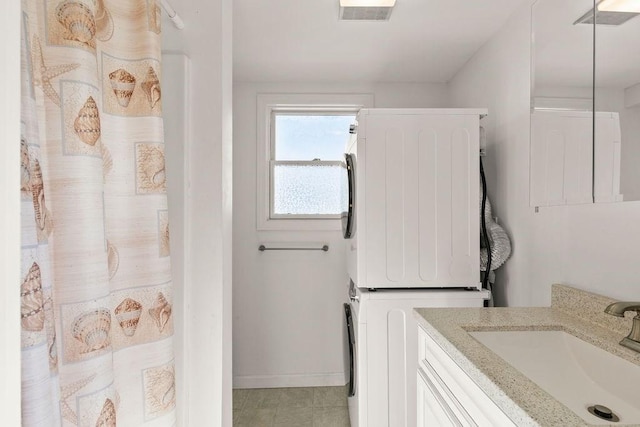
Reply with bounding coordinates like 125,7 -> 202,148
413,284 -> 640,427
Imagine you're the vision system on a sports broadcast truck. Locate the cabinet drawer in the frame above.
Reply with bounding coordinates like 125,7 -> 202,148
418,365 -> 476,426
418,327 -> 517,427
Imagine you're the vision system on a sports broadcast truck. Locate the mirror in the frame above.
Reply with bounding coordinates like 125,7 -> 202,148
530,0 -> 640,206
594,1 -> 640,201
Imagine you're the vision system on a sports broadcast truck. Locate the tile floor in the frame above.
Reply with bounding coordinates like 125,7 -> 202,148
233,386 -> 350,427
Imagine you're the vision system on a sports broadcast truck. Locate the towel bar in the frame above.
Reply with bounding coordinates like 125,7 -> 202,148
258,245 -> 329,252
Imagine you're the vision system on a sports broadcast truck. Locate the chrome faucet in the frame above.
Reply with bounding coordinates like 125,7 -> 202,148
604,302 -> 640,353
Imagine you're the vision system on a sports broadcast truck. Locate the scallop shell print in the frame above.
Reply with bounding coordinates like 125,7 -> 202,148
114,298 -> 142,337
21,262 -> 45,331
74,96 -> 101,145
108,69 -> 136,107
95,398 -> 116,427
20,138 -> 31,191
71,308 -> 111,353
55,1 -> 96,47
148,292 -> 172,333
141,66 -> 161,109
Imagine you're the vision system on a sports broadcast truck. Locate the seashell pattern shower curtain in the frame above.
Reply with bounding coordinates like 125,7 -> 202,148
20,0 -> 175,425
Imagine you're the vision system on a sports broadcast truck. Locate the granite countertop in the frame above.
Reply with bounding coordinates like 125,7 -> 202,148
413,285 -> 640,427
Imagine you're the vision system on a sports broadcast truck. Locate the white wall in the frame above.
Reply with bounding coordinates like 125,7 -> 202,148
162,0 -> 233,424
232,82 -> 449,388
161,52 -> 188,426
1,0 -> 21,423
450,1 -> 640,306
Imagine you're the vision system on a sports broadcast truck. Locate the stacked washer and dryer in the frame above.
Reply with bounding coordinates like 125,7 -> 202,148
341,109 -> 490,427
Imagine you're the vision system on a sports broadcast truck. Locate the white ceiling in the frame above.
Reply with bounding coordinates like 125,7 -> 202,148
233,0 -> 528,83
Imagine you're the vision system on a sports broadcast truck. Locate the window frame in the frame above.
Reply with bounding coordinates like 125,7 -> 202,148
256,93 -> 374,231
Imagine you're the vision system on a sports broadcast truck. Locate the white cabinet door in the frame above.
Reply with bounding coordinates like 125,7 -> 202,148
417,369 -> 462,427
360,112 -> 480,288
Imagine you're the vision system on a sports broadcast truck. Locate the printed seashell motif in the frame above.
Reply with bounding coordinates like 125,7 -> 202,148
153,369 -> 176,408
114,298 -> 143,337
49,332 -> 58,371
55,1 -> 96,46
148,0 -> 162,34
21,262 -> 45,331
95,398 -> 116,427
94,0 -> 113,41
140,66 -> 161,109
74,96 -> 101,145
43,291 -> 58,372
21,138 -> 31,191
71,308 -> 111,353
108,68 -> 136,107
148,292 -> 172,333
152,168 -> 166,186
106,240 -> 119,280
138,145 -> 166,191
31,159 -> 53,241
159,370 -> 176,407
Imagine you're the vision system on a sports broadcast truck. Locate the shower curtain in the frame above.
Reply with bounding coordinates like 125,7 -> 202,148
20,0 -> 175,425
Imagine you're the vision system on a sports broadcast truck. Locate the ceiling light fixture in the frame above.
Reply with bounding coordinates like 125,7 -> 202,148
598,0 -> 640,13
340,0 -> 396,6
339,0 -> 396,21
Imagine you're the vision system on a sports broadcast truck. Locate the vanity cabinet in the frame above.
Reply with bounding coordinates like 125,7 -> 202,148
417,326 -> 517,427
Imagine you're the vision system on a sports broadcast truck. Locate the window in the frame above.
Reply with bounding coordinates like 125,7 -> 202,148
271,113 -> 354,218
256,93 -> 374,230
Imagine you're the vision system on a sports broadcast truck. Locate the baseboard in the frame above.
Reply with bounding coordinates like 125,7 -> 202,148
233,373 -> 347,389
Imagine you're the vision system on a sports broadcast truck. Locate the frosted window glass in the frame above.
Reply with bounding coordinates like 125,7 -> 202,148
273,164 -> 342,215
275,115 -> 354,161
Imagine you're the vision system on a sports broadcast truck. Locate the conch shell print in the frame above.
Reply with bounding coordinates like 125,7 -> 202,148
140,66 -> 161,109
148,292 -> 172,332
71,308 -> 111,353
55,1 -> 97,48
74,96 -> 101,146
114,298 -> 143,337
31,159 -> 53,242
21,139 -> 31,192
108,68 -> 136,107
146,367 -> 175,415
21,262 -> 45,331
94,0 -> 113,41
95,398 -> 116,427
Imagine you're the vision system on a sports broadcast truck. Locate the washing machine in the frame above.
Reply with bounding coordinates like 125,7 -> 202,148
344,281 -> 488,427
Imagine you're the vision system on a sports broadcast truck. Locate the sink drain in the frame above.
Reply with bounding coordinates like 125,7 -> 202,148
588,405 -> 620,422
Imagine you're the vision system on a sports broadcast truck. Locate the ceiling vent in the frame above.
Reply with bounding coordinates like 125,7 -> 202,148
574,9 -> 639,25
575,0 -> 640,25
339,0 -> 395,21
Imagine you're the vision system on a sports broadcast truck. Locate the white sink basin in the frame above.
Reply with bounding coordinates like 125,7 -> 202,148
469,330 -> 640,425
